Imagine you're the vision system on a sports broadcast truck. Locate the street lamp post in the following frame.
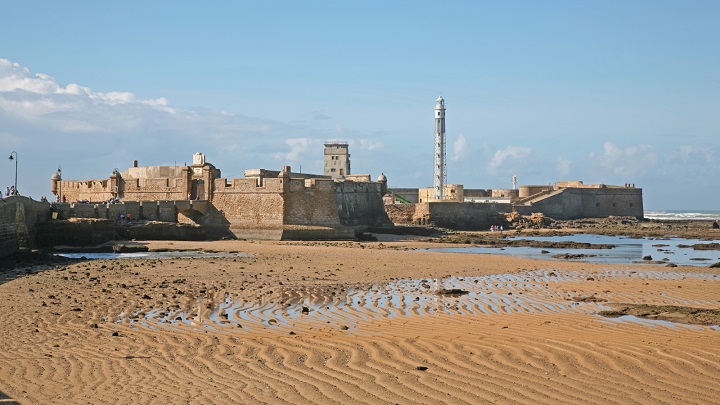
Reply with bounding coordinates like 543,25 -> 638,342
57,166 -> 62,202
8,151 -> 17,195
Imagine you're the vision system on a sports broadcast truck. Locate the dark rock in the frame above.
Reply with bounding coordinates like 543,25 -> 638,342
112,244 -> 149,253
552,253 -> 597,260
436,288 -> 469,296
572,295 -> 607,302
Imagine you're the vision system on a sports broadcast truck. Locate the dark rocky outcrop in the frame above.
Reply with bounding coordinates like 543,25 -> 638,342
36,219 -> 117,247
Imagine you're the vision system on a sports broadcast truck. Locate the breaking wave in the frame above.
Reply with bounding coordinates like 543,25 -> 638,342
644,211 -> 720,221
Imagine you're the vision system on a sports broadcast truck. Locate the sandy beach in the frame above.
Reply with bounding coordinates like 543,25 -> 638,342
1,239 -> 719,404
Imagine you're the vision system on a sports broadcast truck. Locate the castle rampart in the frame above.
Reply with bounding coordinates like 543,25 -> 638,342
335,181 -> 391,227
412,201 -> 512,230
0,196 -> 60,256
518,185 -> 554,198
513,187 -> 643,219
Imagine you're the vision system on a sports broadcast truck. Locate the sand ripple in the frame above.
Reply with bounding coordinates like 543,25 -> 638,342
1,253 -> 719,404
116,270 -> 720,336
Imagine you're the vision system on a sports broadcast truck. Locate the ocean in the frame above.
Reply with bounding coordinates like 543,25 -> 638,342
644,210 -> 720,221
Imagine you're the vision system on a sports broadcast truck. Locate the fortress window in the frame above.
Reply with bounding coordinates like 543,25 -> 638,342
330,168 -> 336,172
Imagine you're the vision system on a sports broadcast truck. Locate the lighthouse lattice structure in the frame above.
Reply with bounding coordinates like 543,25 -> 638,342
433,96 -> 446,200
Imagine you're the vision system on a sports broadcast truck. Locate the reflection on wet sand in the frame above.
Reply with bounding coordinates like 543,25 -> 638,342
117,269 -> 720,334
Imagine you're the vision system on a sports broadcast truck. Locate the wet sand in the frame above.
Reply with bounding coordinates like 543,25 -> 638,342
1,239 -> 719,404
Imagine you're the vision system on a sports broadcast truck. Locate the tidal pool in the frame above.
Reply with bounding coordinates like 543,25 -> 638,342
429,234 -> 720,266
113,270 -> 720,335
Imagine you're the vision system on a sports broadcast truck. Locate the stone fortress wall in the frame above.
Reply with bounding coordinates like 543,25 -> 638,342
211,169 -> 359,240
513,186 -> 643,219
48,153 -> 389,241
0,197 -> 51,255
389,181 -> 643,230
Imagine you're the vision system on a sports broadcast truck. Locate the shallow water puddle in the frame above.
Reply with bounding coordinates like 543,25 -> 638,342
597,314 -> 707,330
430,234 -> 720,266
116,269 -> 720,334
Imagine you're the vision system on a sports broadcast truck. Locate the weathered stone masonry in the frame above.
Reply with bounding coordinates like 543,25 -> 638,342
46,154 -> 389,242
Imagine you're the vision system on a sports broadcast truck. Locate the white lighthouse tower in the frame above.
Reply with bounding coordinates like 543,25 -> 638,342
433,95 -> 446,200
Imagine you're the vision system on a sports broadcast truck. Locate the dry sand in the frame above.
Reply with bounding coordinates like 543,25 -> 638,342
1,239 -> 719,404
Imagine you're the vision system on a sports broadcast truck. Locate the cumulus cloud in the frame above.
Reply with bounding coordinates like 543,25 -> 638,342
488,146 -> 532,172
0,58 -> 332,198
588,142 -> 657,176
678,145 -> 714,163
452,134 -> 469,161
273,138 -> 323,162
0,59 -> 172,113
355,139 -> 383,151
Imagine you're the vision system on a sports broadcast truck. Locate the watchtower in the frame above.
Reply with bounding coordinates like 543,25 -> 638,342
324,141 -> 351,180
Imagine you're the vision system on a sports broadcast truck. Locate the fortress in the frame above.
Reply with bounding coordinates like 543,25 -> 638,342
43,144 -> 642,239
48,148 -> 390,241
389,181 -> 643,230
0,97 -> 645,256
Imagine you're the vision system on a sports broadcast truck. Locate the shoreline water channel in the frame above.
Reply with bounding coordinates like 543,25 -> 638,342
429,234 -> 720,266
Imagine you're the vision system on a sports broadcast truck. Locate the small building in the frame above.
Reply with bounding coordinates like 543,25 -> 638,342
418,184 -> 464,203
324,141 -> 351,180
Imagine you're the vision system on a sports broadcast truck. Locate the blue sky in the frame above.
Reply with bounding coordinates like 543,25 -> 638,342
1,1 -> 718,210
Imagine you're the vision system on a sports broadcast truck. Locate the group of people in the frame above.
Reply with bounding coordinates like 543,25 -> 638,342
490,224 -> 504,232
118,213 -> 132,224
2,186 -> 18,197
39,195 -> 66,203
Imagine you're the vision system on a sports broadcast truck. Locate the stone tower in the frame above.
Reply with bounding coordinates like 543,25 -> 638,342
433,96 -> 446,200
324,142 -> 351,180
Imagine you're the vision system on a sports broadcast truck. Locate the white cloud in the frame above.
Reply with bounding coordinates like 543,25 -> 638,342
0,58 -> 331,198
679,145 -> 694,160
355,139 -> 383,151
488,146 -> 531,172
273,138 -> 322,162
0,59 -> 172,112
588,142 -> 657,176
452,134 -> 469,161
678,145 -> 714,163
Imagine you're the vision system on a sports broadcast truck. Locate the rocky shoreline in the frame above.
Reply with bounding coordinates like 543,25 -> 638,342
422,217 -> 720,245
